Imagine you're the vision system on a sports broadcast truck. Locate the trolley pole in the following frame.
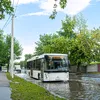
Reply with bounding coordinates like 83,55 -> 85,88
10,14 -> 14,78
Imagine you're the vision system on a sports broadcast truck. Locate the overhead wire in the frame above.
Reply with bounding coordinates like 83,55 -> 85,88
14,0 -> 19,15
1,0 -> 19,30
2,15 -> 12,30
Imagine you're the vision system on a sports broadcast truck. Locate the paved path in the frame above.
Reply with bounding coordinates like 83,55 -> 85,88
0,72 -> 12,100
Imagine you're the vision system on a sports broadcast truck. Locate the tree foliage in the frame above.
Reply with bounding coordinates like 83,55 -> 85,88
57,15 -> 76,38
76,14 -> 88,33
20,54 -> 33,68
25,54 -> 33,61
0,31 -> 22,70
0,31 -> 5,65
69,33 -> 95,66
0,0 -> 13,19
35,34 -> 58,55
50,0 -> 67,19
4,34 -> 22,72
90,28 -> 100,61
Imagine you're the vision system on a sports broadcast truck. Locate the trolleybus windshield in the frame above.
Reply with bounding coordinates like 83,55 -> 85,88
45,55 -> 68,72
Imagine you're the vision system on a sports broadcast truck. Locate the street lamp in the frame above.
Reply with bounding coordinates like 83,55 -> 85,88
10,14 -> 14,78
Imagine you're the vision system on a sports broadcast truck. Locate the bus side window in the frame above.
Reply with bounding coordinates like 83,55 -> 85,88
36,59 -> 41,70
33,61 -> 35,69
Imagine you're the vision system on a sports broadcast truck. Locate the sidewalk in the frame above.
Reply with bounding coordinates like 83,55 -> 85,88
0,72 -> 12,100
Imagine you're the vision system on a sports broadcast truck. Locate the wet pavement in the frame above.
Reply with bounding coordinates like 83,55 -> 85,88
15,73 -> 100,100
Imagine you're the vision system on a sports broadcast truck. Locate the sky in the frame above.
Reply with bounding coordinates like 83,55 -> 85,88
0,0 -> 100,61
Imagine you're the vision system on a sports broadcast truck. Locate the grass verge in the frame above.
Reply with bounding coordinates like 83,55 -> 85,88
87,72 -> 100,74
6,73 -> 65,100
90,62 -> 100,64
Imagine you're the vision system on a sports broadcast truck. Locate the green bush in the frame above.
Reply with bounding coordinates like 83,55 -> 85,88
6,73 -> 65,100
90,62 -> 100,65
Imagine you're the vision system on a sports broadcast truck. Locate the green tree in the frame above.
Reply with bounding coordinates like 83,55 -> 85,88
21,54 -> 33,68
35,34 -> 58,55
69,33 -> 95,72
0,0 -> 13,19
90,28 -> 100,61
57,15 -> 76,38
76,13 -> 88,33
3,34 -> 22,71
0,30 -> 5,66
25,54 -> 33,61
42,36 -> 70,54
91,27 -> 100,42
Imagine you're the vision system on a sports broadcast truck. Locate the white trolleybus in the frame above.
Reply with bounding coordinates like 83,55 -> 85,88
27,53 -> 69,82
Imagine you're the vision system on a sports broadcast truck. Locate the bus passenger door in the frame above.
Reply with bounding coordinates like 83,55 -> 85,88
41,59 -> 44,81
30,61 -> 33,77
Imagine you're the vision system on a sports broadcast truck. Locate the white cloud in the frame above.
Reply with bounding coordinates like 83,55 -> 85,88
64,0 -> 91,15
10,0 -> 38,5
20,11 -> 50,17
19,0 -> 91,17
39,0 -> 91,15
40,0 -> 62,12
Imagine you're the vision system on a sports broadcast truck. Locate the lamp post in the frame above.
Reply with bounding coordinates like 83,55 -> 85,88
10,14 -> 14,78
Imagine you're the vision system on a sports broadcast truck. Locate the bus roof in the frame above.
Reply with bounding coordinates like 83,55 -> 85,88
27,53 -> 68,62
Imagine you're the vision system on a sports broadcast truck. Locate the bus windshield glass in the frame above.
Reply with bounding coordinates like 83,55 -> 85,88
45,55 -> 68,71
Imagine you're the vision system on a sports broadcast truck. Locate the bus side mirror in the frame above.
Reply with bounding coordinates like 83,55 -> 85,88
44,55 -> 49,61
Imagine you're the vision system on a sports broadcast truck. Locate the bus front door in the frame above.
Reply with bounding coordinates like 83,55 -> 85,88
41,60 -> 44,81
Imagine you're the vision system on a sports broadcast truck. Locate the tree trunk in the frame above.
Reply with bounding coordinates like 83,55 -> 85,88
7,63 -> 9,72
7,58 -> 10,72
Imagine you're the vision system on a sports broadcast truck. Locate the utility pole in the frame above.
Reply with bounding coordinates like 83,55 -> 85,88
10,14 -> 14,78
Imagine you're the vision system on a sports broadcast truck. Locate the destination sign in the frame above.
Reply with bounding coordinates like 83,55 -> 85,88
52,56 -> 64,59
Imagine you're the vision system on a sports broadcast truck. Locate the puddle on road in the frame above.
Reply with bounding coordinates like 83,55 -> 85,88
30,77 -> 100,100
15,73 -> 100,100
